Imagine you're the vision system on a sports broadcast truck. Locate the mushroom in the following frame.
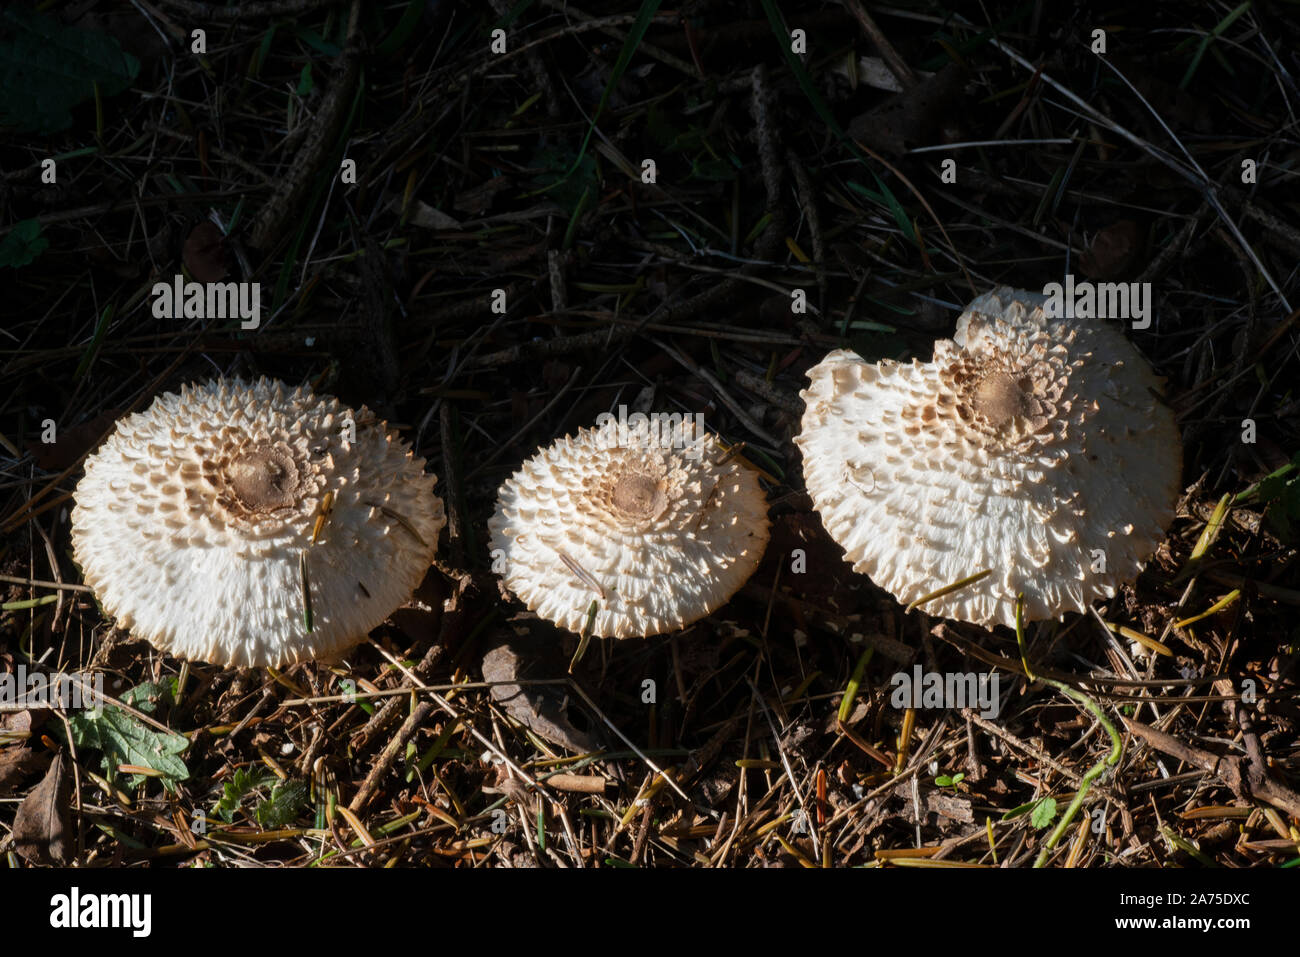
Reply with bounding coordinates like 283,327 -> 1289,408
488,415 -> 770,638
70,377 -> 446,668
795,286 -> 1181,628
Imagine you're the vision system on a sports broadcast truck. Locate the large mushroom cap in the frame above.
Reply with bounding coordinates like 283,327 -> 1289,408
488,416 -> 770,638
796,286 -> 1182,628
71,377 -> 446,668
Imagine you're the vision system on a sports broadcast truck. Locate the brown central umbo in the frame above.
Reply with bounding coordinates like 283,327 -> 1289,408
226,443 -> 302,511
972,371 -> 1033,428
611,472 -> 668,521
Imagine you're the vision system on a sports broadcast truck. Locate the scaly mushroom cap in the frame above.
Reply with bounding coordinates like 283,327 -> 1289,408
71,377 -> 446,668
795,287 -> 1181,628
488,416 -> 770,638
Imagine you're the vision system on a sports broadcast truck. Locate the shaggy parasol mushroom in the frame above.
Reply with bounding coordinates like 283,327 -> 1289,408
796,286 -> 1181,628
488,415 -> 770,638
71,377 -> 446,668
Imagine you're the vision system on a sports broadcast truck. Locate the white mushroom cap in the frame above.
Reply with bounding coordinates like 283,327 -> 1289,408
488,416 -> 770,638
796,287 -> 1181,628
71,377 -> 446,668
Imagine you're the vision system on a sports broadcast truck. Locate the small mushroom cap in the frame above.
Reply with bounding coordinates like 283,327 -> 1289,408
488,416 -> 770,638
71,377 -> 446,668
796,287 -> 1182,628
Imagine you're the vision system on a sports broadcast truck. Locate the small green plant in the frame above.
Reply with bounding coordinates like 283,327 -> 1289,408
63,680 -> 189,792
1235,451 -> 1300,541
255,779 -> 309,829
211,767 -> 308,828
0,220 -> 48,269
212,767 -> 275,824
1001,795 -> 1058,829
1030,796 -> 1058,829
1013,595 -> 1121,867
934,772 -> 966,789
0,7 -> 140,133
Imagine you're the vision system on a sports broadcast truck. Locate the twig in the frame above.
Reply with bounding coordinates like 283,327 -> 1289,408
745,675 -> 821,860
649,337 -> 781,448
1125,718 -> 1300,819
841,0 -> 917,88
465,365 -> 584,479
248,0 -> 362,253
348,700 -> 434,812
565,680 -> 690,803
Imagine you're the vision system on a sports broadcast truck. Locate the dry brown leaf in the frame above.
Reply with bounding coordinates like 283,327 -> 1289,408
26,409 -> 120,471
1081,219 -> 1142,280
847,63 -> 966,157
182,220 -> 229,282
13,751 -> 72,864
0,745 -> 51,795
481,634 -> 598,753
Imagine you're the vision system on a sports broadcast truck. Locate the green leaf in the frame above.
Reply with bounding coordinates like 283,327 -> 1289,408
255,779 -> 308,829
377,0 -> 424,57
837,646 -> 874,723
65,682 -> 190,792
121,678 -> 176,714
212,767 -> 275,824
1246,451 -> 1300,541
850,331 -> 910,363
0,7 -> 140,133
1030,797 -> 1058,829
296,62 -> 313,96
338,678 -> 374,716
645,103 -> 684,151
73,303 -> 114,381
1178,1 -> 1252,90
0,219 -> 48,268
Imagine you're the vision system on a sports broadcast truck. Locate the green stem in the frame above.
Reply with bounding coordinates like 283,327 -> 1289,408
1032,674 -> 1123,867
1014,595 -> 1123,868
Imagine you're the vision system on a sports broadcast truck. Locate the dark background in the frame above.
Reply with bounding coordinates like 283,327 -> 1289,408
0,0 -> 1297,869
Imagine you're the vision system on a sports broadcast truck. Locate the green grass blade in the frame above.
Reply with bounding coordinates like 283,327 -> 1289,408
74,303 -> 114,380
1178,1 -> 1252,90
566,0 -> 663,177
378,0 -> 425,57
837,646 -> 874,723
757,0 -> 913,241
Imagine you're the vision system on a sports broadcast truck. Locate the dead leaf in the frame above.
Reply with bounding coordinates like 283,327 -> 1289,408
183,221 -> 229,282
832,55 -> 926,93
0,745 -> 51,794
1081,219 -> 1142,280
893,780 -> 975,824
13,751 -> 72,864
402,199 -> 461,230
27,409 -> 121,471
452,177 -> 512,215
848,63 -> 967,156
481,634 -> 598,753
